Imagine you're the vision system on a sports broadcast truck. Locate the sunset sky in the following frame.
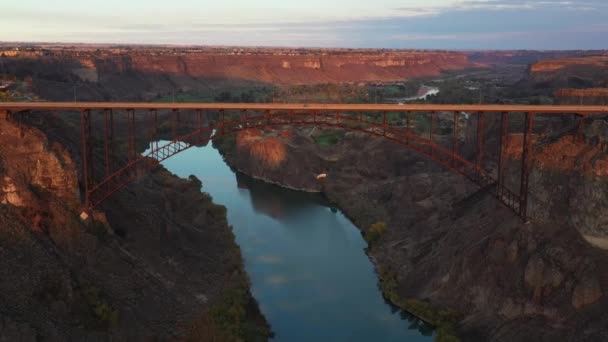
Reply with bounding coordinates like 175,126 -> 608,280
1,0 -> 607,49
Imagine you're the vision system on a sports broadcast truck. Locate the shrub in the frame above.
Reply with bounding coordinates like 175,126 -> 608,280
189,175 -> 202,189
188,287 -> 270,342
83,286 -> 119,329
365,221 -> 387,245
208,203 -> 227,219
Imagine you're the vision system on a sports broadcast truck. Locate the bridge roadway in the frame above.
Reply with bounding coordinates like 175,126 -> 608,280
1,102 -> 608,115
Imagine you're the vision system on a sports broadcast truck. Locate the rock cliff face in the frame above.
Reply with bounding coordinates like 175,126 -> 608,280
468,50 -> 608,65
89,51 -> 472,85
555,88 -> 608,105
0,113 -> 270,341
0,111 -> 80,230
530,57 -> 608,74
214,121 -> 608,341
517,120 -> 608,250
527,56 -> 608,89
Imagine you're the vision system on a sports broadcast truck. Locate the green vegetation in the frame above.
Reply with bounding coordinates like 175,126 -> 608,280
88,219 -> 111,243
213,134 -> 237,152
82,286 -> 119,329
189,174 -> 203,189
188,287 -> 270,342
208,203 -> 228,220
275,83 -> 369,103
378,267 -> 462,342
154,85 -> 274,104
0,92 -> 12,102
214,87 -> 273,103
364,221 -> 387,245
312,130 -> 345,147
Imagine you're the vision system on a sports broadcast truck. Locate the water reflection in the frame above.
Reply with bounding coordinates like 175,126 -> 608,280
151,141 -> 434,342
235,172 -> 327,221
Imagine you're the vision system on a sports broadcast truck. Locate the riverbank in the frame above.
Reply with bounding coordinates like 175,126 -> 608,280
154,140 -> 435,341
212,125 -> 608,341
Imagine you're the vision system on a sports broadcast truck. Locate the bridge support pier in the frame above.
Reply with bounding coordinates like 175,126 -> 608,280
452,111 -> 459,167
519,112 -> 535,220
497,112 -> 509,198
476,111 -> 485,176
80,109 -> 92,211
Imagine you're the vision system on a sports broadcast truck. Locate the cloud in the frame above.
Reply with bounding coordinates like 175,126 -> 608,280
395,0 -> 607,15
1,0 -> 607,49
391,31 -> 529,41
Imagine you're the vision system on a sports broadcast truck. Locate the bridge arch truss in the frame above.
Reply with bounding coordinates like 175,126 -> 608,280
2,103 -> 606,220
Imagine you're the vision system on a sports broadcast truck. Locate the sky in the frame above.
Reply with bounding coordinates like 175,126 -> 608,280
1,0 -> 607,49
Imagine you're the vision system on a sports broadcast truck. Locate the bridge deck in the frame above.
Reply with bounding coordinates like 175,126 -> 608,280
1,102 -> 607,115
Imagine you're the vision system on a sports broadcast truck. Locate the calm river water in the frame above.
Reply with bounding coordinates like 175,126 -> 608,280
154,141 -> 433,342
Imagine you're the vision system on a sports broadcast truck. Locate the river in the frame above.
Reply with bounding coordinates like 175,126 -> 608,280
152,141 -> 433,341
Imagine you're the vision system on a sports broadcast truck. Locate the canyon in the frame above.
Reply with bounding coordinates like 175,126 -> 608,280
2,46 -> 608,341
213,115 -> 608,341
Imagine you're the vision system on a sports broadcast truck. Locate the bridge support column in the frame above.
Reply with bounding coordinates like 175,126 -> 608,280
497,112 -> 509,198
430,111 -> 436,157
406,111 -> 411,145
127,109 -> 136,160
104,109 -> 111,178
476,111 -> 485,177
80,109 -> 92,211
519,112 -> 534,220
452,111 -> 459,167
220,109 -> 225,135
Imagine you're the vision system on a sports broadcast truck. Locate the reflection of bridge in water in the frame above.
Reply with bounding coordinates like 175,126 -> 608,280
1,102 -> 607,220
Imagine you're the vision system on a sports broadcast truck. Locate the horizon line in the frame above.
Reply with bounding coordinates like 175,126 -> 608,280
1,40 -> 607,53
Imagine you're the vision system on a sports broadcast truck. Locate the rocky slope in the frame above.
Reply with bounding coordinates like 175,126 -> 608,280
0,112 -> 270,340
213,119 -> 608,341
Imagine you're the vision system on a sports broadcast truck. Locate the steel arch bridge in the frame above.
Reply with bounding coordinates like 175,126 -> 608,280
2,102 -> 607,220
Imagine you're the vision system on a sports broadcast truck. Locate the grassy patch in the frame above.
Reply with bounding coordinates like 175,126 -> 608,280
81,286 -> 119,330
88,219 -> 111,243
378,267 -> 463,342
312,130 -> 345,147
365,221 -> 387,246
207,203 -> 228,221
213,134 -> 237,151
188,287 -> 270,342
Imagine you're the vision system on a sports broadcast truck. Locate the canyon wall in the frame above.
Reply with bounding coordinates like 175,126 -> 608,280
86,51 -> 472,85
530,57 -> 608,74
527,56 -> 608,89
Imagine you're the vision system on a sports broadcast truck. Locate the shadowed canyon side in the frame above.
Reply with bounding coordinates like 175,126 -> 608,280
213,115 -> 608,341
0,111 -> 271,340
528,56 -> 608,90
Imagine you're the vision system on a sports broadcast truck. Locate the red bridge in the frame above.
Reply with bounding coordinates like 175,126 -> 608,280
2,102 -> 607,220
